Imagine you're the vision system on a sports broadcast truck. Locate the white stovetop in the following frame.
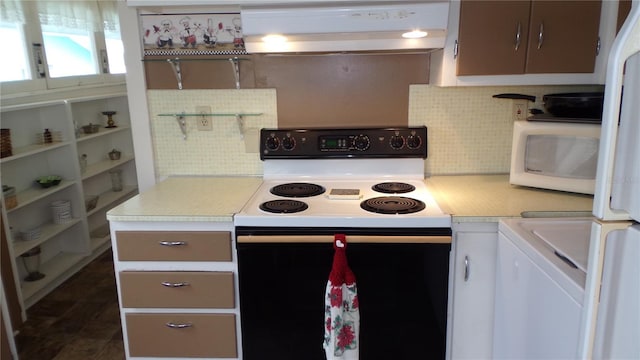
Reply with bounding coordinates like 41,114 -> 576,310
234,177 -> 450,228
234,158 -> 450,228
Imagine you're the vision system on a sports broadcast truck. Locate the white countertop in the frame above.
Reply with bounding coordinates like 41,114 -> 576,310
106,176 -> 262,222
107,174 -> 593,223
426,174 -> 593,222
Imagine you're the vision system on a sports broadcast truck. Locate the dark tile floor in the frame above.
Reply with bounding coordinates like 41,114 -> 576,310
14,249 -> 125,360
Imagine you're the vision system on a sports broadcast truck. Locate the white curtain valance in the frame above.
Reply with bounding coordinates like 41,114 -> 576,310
98,0 -> 119,32
37,0 -> 101,31
0,0 -> 25,23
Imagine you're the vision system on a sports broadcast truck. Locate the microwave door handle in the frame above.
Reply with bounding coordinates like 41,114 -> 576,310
593,4 -> 640,221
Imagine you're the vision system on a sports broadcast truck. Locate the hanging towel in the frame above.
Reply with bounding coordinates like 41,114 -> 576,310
323,234 -> 360,360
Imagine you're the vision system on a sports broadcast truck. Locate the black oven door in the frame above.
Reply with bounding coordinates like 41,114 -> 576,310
236,227 -> 451,360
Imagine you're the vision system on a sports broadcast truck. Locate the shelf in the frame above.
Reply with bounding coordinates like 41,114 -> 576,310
13,219 -> 82,257
142,57 -> 251,62
86,186 -> 138,217
7,180 -> 76,213
2,90 -> 136,312
65,92 -> 127,104
0,141 -> 71,164
81,155 -> 135,180
20,251 -> 86,300
75,125 -> 130,143
157,113 -> 262,117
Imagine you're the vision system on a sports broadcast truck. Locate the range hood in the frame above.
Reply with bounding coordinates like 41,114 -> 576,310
240,2 -> 449,53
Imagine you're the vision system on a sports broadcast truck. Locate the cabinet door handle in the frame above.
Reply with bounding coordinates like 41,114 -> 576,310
464,255 -> 470,282
596,36 -> 601,55
514,22 -> 522,51
165,322 -> 193,329
158,241 -> 186,246
161,281 -> 190,288
537,23 -> 544,49
453,39 -> 459,59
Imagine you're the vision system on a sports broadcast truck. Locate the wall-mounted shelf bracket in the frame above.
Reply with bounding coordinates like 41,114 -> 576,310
236,114 -> 245,137
229,57 -> 240,89
158,112 -> 262,139
143,57 -> 250,89
176,113 -> 187,140
167,58 -> 183,90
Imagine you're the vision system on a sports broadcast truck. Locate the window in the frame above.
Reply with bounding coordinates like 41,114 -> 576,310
0,0 -> 125,93
42,25 -> 98,78
0,22 -> 30,81
105,28 -> 125,74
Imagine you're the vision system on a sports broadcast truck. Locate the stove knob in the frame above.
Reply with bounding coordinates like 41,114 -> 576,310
265,135 -> 280,151
406,134 -> 422,149
353,134 -> 370,151
282,135 -> 296,151
390,135 -> 405,149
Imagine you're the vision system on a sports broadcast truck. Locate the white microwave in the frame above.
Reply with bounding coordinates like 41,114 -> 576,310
510,120 -> 601,194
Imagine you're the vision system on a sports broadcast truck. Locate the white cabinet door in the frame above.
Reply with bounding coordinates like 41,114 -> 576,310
494,233 -> 582,359
448,228 -> 497,359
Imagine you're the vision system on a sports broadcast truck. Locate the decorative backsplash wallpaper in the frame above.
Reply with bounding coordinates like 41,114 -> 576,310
148,84 -> 599,179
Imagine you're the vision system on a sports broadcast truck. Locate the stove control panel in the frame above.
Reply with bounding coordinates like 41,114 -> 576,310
260,127 -> 427,159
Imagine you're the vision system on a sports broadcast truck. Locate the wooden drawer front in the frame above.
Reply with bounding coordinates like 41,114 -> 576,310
120,271 -> 234,308
126,313 -> 237,358
116,231 -> 231,261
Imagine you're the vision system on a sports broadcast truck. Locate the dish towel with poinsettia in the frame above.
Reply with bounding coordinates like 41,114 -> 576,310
323,234 -> 360,360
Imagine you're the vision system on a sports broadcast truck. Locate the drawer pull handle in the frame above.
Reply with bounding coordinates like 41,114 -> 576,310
166,322 -> 193,329
159,241 -> 186,246
514,21 -> 522,51
464,255 -> 470,282
161,281 -> 190,288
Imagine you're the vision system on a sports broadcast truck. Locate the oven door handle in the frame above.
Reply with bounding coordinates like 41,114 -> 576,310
237,235 -> 451,244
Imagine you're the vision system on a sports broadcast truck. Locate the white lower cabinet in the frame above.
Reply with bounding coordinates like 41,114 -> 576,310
110,222 -> 241,359
447,222 -> 498,359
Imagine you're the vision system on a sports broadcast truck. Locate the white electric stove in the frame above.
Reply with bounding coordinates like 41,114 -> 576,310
233,127 -> 450,229
235,127 -> 452,360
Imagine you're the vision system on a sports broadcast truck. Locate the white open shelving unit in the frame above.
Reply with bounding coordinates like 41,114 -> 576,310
1,92 -> 138,310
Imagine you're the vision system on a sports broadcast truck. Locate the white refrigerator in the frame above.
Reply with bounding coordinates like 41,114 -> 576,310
586,1 -> 640,357
494,2 -> 640,359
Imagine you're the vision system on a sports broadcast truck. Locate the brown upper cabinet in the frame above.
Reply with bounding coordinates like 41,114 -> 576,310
456,1 -> 601,76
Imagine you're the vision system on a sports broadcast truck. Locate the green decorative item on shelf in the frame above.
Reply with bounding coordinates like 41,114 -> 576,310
35,175 -> 62,188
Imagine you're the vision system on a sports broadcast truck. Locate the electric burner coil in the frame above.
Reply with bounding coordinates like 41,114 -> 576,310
360,196 -> 426,214
270,183 -> 325,197
259,200 -> 309,214
372,182 -> 416,194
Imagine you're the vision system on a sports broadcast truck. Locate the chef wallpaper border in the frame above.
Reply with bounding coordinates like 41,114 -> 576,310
141,13 -> 247,56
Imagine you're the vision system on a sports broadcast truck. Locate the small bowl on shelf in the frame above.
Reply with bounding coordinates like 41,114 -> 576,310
85,195 -> 99,211
82,124 -> 100,134
35,175 -> 62,188
108,149 -> 121,160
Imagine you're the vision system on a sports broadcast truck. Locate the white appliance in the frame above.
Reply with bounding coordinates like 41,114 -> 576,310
509,120 -> 601,194
240,2 -> 449,53
495,218 -> 591,359
233,127 -> 452,358
495,2 -> 640,359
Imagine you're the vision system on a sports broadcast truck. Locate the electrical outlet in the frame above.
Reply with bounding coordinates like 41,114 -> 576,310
512,100 -> 528,121
196,106 -> 212,131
